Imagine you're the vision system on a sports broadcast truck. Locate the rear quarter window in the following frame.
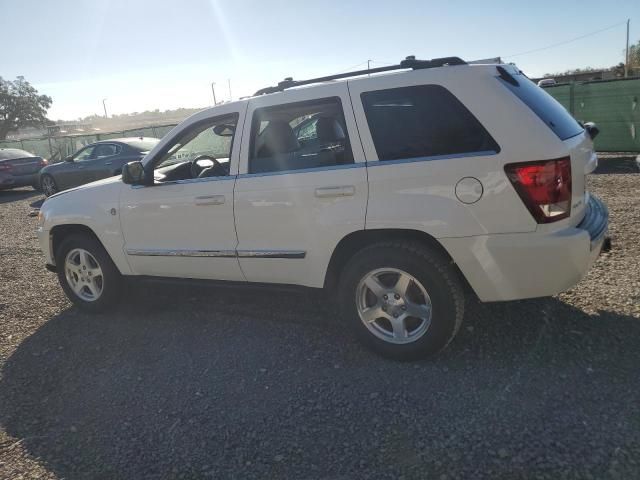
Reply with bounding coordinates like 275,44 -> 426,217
360,85 -> 499,161
498,71 -> 584,140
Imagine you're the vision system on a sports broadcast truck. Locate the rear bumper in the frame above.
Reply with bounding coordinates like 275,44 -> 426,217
440,195 -> 609,302
0,173 -> 40,188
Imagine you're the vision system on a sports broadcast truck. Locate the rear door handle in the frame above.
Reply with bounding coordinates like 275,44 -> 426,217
195,194 -> 225,206
104,161 -> 112,165
315,185 -> 355,198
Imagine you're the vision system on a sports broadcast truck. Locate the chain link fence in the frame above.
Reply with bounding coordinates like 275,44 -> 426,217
0,124 -> 177,162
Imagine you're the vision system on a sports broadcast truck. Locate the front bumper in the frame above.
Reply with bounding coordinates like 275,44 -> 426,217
440,195 -> 609,302
37,226 -> 55,269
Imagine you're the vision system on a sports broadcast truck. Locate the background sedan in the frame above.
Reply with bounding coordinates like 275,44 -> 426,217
0,148 -> 48,192
39,137 -> 159,197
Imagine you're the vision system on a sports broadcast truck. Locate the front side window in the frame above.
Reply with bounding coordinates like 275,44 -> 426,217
73,146 -> 95,162
249,97 -> 353,174
361,85 -> 499,161
153,113 -> 238,183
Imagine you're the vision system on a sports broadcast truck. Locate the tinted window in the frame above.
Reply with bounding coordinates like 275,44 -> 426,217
499,72 -> 583,140
361,85 -> 499,161
249,97 -> 353,174
94,144 -> 120,157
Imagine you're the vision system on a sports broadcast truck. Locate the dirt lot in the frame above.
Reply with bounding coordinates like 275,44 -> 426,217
0,165 -> 639,479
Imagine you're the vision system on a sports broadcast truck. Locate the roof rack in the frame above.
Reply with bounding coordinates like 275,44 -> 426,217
253,55 -> 467,96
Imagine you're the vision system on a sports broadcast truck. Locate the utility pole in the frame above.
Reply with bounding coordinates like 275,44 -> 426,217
102,98 -> 108,118
227,79 -> 232,101
625,19 -> 630,78
211,82 -> 217,105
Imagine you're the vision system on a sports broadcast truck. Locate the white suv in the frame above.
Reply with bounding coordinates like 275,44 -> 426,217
37,57 -> 608,360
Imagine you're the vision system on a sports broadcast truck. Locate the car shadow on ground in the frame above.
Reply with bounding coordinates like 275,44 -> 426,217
1,285 -> 639,478
0,188 -> 40,205
594,156 -> 639,174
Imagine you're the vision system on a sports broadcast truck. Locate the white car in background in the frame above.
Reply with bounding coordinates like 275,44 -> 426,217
37,56 -> 608,360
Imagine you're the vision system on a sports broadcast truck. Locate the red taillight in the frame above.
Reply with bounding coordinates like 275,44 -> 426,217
505,157 -> 572,223
0,164 -> 12,173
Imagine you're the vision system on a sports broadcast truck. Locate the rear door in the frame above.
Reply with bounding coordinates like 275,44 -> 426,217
234,84 -> 368,287
89,143 -> 122,180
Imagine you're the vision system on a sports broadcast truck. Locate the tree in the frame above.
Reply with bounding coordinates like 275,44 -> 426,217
628,40 -> 640,70
0,76 -> 52,140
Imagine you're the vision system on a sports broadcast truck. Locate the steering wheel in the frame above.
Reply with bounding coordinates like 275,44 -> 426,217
190,155 -> 220,178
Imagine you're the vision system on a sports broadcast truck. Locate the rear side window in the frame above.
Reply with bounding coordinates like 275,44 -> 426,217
361,85 -> 499,161
498,72 -> 583,140
249,97 -> 354,174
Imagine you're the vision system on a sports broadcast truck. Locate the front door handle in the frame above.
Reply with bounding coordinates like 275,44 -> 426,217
315,185 -> 355,198
104,161 -> 112,165
195,194 -> 225,206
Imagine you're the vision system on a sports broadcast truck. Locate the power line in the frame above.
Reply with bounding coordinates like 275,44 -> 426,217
504,21 -> 628,58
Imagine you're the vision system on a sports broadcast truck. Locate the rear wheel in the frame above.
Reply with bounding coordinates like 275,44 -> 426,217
41,174 -> 58,197
338,241 -> 464,360
55,234 -> 122,312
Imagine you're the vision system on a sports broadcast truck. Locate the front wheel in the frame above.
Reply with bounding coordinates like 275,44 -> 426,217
55,234 -> 122,312
338,241 -> 465,360
40,174 -> 58,197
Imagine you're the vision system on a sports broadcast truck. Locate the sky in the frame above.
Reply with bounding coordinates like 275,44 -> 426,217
2,0 -> 637,120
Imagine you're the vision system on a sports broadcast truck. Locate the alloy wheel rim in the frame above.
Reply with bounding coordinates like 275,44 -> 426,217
42,176 -> 56,196
356,268 -> 432,344
64,248 -> 104,301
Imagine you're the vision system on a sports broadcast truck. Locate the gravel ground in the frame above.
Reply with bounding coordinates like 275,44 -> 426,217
0,164 -> 639,479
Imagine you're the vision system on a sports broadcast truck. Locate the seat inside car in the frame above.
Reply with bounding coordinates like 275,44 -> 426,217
315,116 -> 346,144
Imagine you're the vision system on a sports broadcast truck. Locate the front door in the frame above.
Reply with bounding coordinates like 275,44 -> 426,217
234,84 -> 368,288
119,105 -> 246,281
58,145 -> 96,190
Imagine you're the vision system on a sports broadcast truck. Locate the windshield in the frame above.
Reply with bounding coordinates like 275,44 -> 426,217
0,149 -> 35,160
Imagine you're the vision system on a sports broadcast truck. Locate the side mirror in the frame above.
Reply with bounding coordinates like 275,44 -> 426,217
122,161 -> 145,185
584,122 -> 599,140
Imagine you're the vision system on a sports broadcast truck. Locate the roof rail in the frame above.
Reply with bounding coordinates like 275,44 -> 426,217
253,55 -> 467,96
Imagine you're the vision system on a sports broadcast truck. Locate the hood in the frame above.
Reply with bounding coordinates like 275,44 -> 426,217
46,175 -> 123,201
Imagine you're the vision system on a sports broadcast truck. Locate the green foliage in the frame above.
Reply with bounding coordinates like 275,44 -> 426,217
0,76 -> 52,140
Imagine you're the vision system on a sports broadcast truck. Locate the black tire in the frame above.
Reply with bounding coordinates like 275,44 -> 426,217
55,234 -> 122,313
41,174 -> 58,197
338,241 -> 464,360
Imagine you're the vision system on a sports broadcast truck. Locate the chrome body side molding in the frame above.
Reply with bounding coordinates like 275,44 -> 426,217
125,249 -> 306,259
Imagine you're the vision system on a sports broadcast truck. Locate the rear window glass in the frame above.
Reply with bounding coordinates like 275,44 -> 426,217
499,72 -> 583,140
123,138 -> 160,152
361,85 -> 499,161
0,149 -> 35,160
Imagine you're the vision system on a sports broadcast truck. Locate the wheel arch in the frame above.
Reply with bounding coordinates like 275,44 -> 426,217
324,229 -> 471,294
50,224 -> 118,271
